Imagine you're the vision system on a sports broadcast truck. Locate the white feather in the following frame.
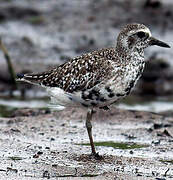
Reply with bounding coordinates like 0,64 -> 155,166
46,87 -> 83,108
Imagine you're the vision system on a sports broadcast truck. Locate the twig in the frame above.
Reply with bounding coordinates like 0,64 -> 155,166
0,37 -> 18,90
164,168 -> 170,177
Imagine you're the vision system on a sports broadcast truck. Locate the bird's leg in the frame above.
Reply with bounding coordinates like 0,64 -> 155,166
86,109 -> 101,159
86,109 -> 95,154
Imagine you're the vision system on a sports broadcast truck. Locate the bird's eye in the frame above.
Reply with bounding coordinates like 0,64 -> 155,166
136,31 -> 146,38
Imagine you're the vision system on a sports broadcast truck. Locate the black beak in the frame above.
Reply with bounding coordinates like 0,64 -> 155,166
149,37 -> 170,48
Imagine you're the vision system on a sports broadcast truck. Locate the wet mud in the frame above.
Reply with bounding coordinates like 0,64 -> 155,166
0,108 -> 172,179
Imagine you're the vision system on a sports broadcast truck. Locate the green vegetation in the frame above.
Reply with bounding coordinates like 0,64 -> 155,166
80,141 -> 148,149
27,16 -> 45,25
0,105 -> 16,117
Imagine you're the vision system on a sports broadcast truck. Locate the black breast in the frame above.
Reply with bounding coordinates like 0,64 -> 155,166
125,80 -> 135,95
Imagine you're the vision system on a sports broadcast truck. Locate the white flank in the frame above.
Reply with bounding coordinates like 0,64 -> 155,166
46,87 -> 83,108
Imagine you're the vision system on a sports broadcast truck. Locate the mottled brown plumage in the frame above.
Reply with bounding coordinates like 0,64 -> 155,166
21,48 -> 117,93
17,23 -> 170,158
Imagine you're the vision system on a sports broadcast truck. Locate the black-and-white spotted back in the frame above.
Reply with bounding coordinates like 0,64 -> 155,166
17,23 -> 170,109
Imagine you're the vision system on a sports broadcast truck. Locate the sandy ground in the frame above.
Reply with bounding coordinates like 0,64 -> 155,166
0,107 -> 172,179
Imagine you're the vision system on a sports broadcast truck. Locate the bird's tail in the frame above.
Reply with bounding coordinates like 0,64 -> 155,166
16,71 -> 53,85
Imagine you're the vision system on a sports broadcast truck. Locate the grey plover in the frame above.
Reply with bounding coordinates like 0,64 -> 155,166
17,23 -> 170,158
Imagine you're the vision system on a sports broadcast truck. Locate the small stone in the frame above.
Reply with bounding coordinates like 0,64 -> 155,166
43,170 -> 50,178
50,137 -> 55,141
52,164 -> 57,168
153,123 -> 163,129
37,151 -> 43,155
129,150 -> 133,154
33,154 -> 39,158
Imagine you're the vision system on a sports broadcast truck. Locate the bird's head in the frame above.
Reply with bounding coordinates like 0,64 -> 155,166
117,23 -> 170,52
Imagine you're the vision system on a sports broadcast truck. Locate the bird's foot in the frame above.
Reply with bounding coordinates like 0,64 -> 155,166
89,152 -> 102,160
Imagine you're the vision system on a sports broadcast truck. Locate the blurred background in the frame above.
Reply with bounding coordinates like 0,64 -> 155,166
0,0 -> 173,117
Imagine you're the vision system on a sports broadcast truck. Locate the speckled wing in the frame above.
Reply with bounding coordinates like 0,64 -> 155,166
17,48 -> 115,93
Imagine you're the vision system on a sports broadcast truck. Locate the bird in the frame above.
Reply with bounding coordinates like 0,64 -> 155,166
17,23 -> 170,159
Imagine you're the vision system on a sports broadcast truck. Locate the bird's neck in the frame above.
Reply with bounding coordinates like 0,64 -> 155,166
115,45 -> 145,65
